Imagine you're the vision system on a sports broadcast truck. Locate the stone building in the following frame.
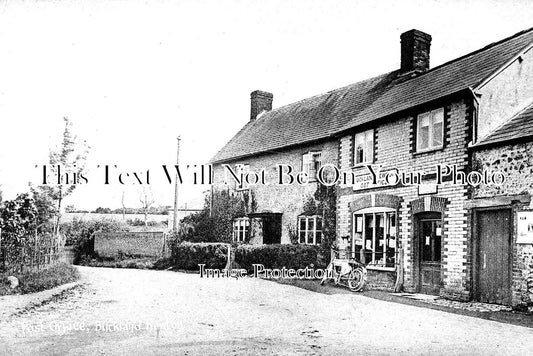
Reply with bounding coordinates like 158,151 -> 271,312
211,28 -> 533,306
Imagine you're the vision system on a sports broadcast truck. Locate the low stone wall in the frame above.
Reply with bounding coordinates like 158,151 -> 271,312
94,232 -> 166,258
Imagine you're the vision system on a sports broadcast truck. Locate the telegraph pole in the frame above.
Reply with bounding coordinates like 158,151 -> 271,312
172,136 -> 181,233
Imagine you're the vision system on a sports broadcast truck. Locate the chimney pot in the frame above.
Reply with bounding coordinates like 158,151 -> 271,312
250,90 -> 273,121
400,29 -> 432,74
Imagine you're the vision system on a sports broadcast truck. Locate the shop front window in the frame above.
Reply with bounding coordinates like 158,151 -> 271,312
353,209 -> 397,268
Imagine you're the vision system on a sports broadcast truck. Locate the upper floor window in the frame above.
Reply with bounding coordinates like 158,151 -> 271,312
416,108 -> 444,152
354,129 -> 374,165
234,164 -> 250,190
302,152 -> 321,180
232,217 -> 250,242
298,215 -> 322,245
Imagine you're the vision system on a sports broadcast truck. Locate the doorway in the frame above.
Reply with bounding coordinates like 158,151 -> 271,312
415,212 -> 443,295
474,208 -> 512,305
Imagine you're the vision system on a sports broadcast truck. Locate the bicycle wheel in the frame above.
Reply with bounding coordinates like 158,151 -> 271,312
347,267 -> 366,292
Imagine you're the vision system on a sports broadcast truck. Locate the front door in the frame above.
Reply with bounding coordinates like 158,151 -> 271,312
262,214 -> 282,244
475,209 -> 511,305
418,216 -> 442,294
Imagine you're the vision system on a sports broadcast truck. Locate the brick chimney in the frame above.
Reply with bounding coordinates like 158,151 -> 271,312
250,90 -> 273,121
400,29 -> 432,74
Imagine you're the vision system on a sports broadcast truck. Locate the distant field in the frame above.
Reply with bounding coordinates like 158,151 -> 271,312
61,212 -> 169,223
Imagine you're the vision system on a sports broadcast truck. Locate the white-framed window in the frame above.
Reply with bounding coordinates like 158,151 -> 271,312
232,217 -> 250,242
416,108 -> 444,152
298,215 -> 322,245
234,164 -> 250,190
302,152 -> 322,180
353,209 -> 397,268
354,129 -> 374,165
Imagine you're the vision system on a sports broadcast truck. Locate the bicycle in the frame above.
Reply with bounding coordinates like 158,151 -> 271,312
320,248 -> 367,292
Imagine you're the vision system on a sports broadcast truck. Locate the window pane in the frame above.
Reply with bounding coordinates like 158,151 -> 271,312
316,217 -> 322,231
365,130 -> 374,163
356,146 -> 364,164
299,231 -> 305,244
306,231 -> 314,244
419,125 -> 429,150
299,218 -> 306,231
355,133 -> 364,164
432,120 -> 443,147
316,231 -> 322,244
302,153 -> 310,172
308,218 -> 314,231
418,113 -> 430,150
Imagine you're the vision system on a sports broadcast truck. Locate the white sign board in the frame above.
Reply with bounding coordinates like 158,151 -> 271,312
517,211 -> 533,244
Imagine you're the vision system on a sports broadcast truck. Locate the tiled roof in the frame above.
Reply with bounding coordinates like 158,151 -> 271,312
212,28 -> 533,163
475,102 -> 533,147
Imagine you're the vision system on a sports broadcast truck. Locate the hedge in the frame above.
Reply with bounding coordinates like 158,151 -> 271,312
172,242 -> 229,270
234,244 -> 325,273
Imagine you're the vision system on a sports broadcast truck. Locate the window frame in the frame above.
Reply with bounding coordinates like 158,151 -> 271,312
352,209 -> 397,269
298,215 -> 323,245
416,107 -> 444,153
302,151 -> 322,181
353,129 -> 374,166
234,164 -> 250,191
232,217 -> 250,242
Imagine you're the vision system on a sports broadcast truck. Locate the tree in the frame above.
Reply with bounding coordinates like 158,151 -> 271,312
138,186 -> 155,226
35,117 -> 89,234
121,191 -> 126,220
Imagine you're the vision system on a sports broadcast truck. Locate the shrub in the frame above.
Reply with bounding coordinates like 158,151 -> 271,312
171,242 -> 229,270
234,244 -> 326,273
0,263 -> 79,295
60,218 -> 127,263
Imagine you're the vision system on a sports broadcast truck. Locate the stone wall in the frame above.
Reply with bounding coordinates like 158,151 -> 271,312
473,142 -> 533,307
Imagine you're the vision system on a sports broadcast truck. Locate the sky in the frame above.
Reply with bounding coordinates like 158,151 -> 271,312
0,0 -> 532,211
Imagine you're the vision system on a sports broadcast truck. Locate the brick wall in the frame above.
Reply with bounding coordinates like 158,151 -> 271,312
338,97 -> 471,299
94,232 -> 166,258
213,140 -> 338,243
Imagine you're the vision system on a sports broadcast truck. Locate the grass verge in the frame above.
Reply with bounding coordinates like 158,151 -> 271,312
0,263 -> 80,296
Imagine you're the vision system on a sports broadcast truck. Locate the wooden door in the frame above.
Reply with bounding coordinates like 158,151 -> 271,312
475,209 -> 511,305
262,215 -> 282,244
419,218 -> 442,294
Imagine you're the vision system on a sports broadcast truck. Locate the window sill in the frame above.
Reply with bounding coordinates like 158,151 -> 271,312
366,265 -> 395,272
350,162 -> 374,169
414,146 -> 443,155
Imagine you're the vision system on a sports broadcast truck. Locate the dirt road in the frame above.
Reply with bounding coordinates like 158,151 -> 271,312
0,266 -> 532,355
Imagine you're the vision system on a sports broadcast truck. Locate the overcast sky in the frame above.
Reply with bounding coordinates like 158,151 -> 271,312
0,0 -> 532,210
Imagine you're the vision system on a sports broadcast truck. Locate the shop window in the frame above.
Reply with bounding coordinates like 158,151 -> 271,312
298,216 -> 322,245
302,152 -> 322,180
416,108 -> 444,152
232,217 -> 250,242
354,129 -> 374,165
353,210 -> 396,267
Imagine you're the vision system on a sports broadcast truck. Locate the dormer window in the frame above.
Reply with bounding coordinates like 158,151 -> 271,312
416,108 -> 444,152
354,129 -> 374,165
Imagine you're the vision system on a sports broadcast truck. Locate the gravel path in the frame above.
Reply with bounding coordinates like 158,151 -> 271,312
0,266 -> 532,355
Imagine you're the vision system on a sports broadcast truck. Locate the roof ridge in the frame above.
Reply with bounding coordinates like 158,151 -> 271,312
261,70 -> 396,116
422,27 -> 533,76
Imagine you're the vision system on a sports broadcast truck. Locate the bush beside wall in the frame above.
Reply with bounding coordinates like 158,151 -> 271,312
234,244 -> 325,273
172,242 -> 229,270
